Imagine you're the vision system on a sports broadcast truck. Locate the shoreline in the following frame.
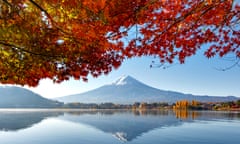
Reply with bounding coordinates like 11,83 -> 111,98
0,108 -> 239,112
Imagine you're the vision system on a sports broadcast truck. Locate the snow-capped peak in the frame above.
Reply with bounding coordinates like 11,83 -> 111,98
111,75 -> 144,86
112,132 -> 128,142
114,75 -> 128,85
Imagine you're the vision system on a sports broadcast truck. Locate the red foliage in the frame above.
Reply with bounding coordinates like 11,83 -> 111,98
0,0 -> 239,86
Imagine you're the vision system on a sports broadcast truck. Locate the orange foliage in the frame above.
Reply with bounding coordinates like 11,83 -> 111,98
174,100 -> 189,109
0,0 -> 239,86
174,109 -> 200,120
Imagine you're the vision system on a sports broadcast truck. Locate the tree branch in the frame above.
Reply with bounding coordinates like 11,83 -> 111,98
0,41 -> 64,58
214,58 -> 240,71
28,0 -> 53,25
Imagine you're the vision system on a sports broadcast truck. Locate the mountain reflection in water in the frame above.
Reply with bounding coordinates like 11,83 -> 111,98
0,110 -> 239,142
60,110 -> 180,142
0,111 -> 63,131
61,110 -> 240,142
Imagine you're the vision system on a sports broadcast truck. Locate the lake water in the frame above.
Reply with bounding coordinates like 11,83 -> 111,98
0,109 -> 239,144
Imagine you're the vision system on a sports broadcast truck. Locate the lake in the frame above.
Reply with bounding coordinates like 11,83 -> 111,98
0,109 -> 239,144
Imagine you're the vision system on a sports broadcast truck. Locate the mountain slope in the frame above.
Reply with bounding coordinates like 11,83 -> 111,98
56,76 -> 239,104
0,86 -> 63,108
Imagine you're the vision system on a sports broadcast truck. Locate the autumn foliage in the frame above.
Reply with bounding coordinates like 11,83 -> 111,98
173,100 -> 200,109
0,0 -> 239,86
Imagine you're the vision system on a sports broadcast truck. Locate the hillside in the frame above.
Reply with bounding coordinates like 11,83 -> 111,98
56,76 -> 239,104
0,86 -> 63,108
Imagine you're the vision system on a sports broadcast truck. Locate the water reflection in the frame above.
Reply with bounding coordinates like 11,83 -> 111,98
60,110 -> 240,142
173,109 -> 240,121
0,110 -> 239,142
61,110 -> 180,142
0,111 -> 63,131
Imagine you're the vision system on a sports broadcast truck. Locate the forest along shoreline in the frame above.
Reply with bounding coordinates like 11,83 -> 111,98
61,100 -> 240,111
0,100 -> 239,111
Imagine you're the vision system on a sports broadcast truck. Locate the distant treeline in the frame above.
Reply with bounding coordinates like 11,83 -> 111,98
63,102 -> 169,109
62,100 -> 240,110
173,100 -> 240,110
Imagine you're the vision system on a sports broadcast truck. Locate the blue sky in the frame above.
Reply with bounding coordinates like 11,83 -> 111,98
0,1 -> 238,100
27,49 -> 240,99
27,0 -> 240,99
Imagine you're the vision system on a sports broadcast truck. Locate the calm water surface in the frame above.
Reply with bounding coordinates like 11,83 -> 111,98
0,110 -> 239,144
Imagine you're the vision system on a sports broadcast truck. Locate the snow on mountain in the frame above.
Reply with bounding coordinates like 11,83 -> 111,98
55,75 -> 239,104
110,75 -> 144,86
113,75 -> 128,85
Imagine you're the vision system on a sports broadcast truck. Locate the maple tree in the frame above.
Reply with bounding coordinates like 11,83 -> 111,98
0,0 -> 239,86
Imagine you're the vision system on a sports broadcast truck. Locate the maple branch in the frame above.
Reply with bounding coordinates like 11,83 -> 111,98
0,41 -> 64,58
167,2 -> 213,34
2,0 -> 12,6
28,0 -> 54,26
28,0 -> 45,12
149,1 -> 228,46
28,0 -> 50,16
214,58 -> 240,71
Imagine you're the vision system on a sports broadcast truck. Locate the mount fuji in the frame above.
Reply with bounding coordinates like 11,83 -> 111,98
56,75 -> 239,104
